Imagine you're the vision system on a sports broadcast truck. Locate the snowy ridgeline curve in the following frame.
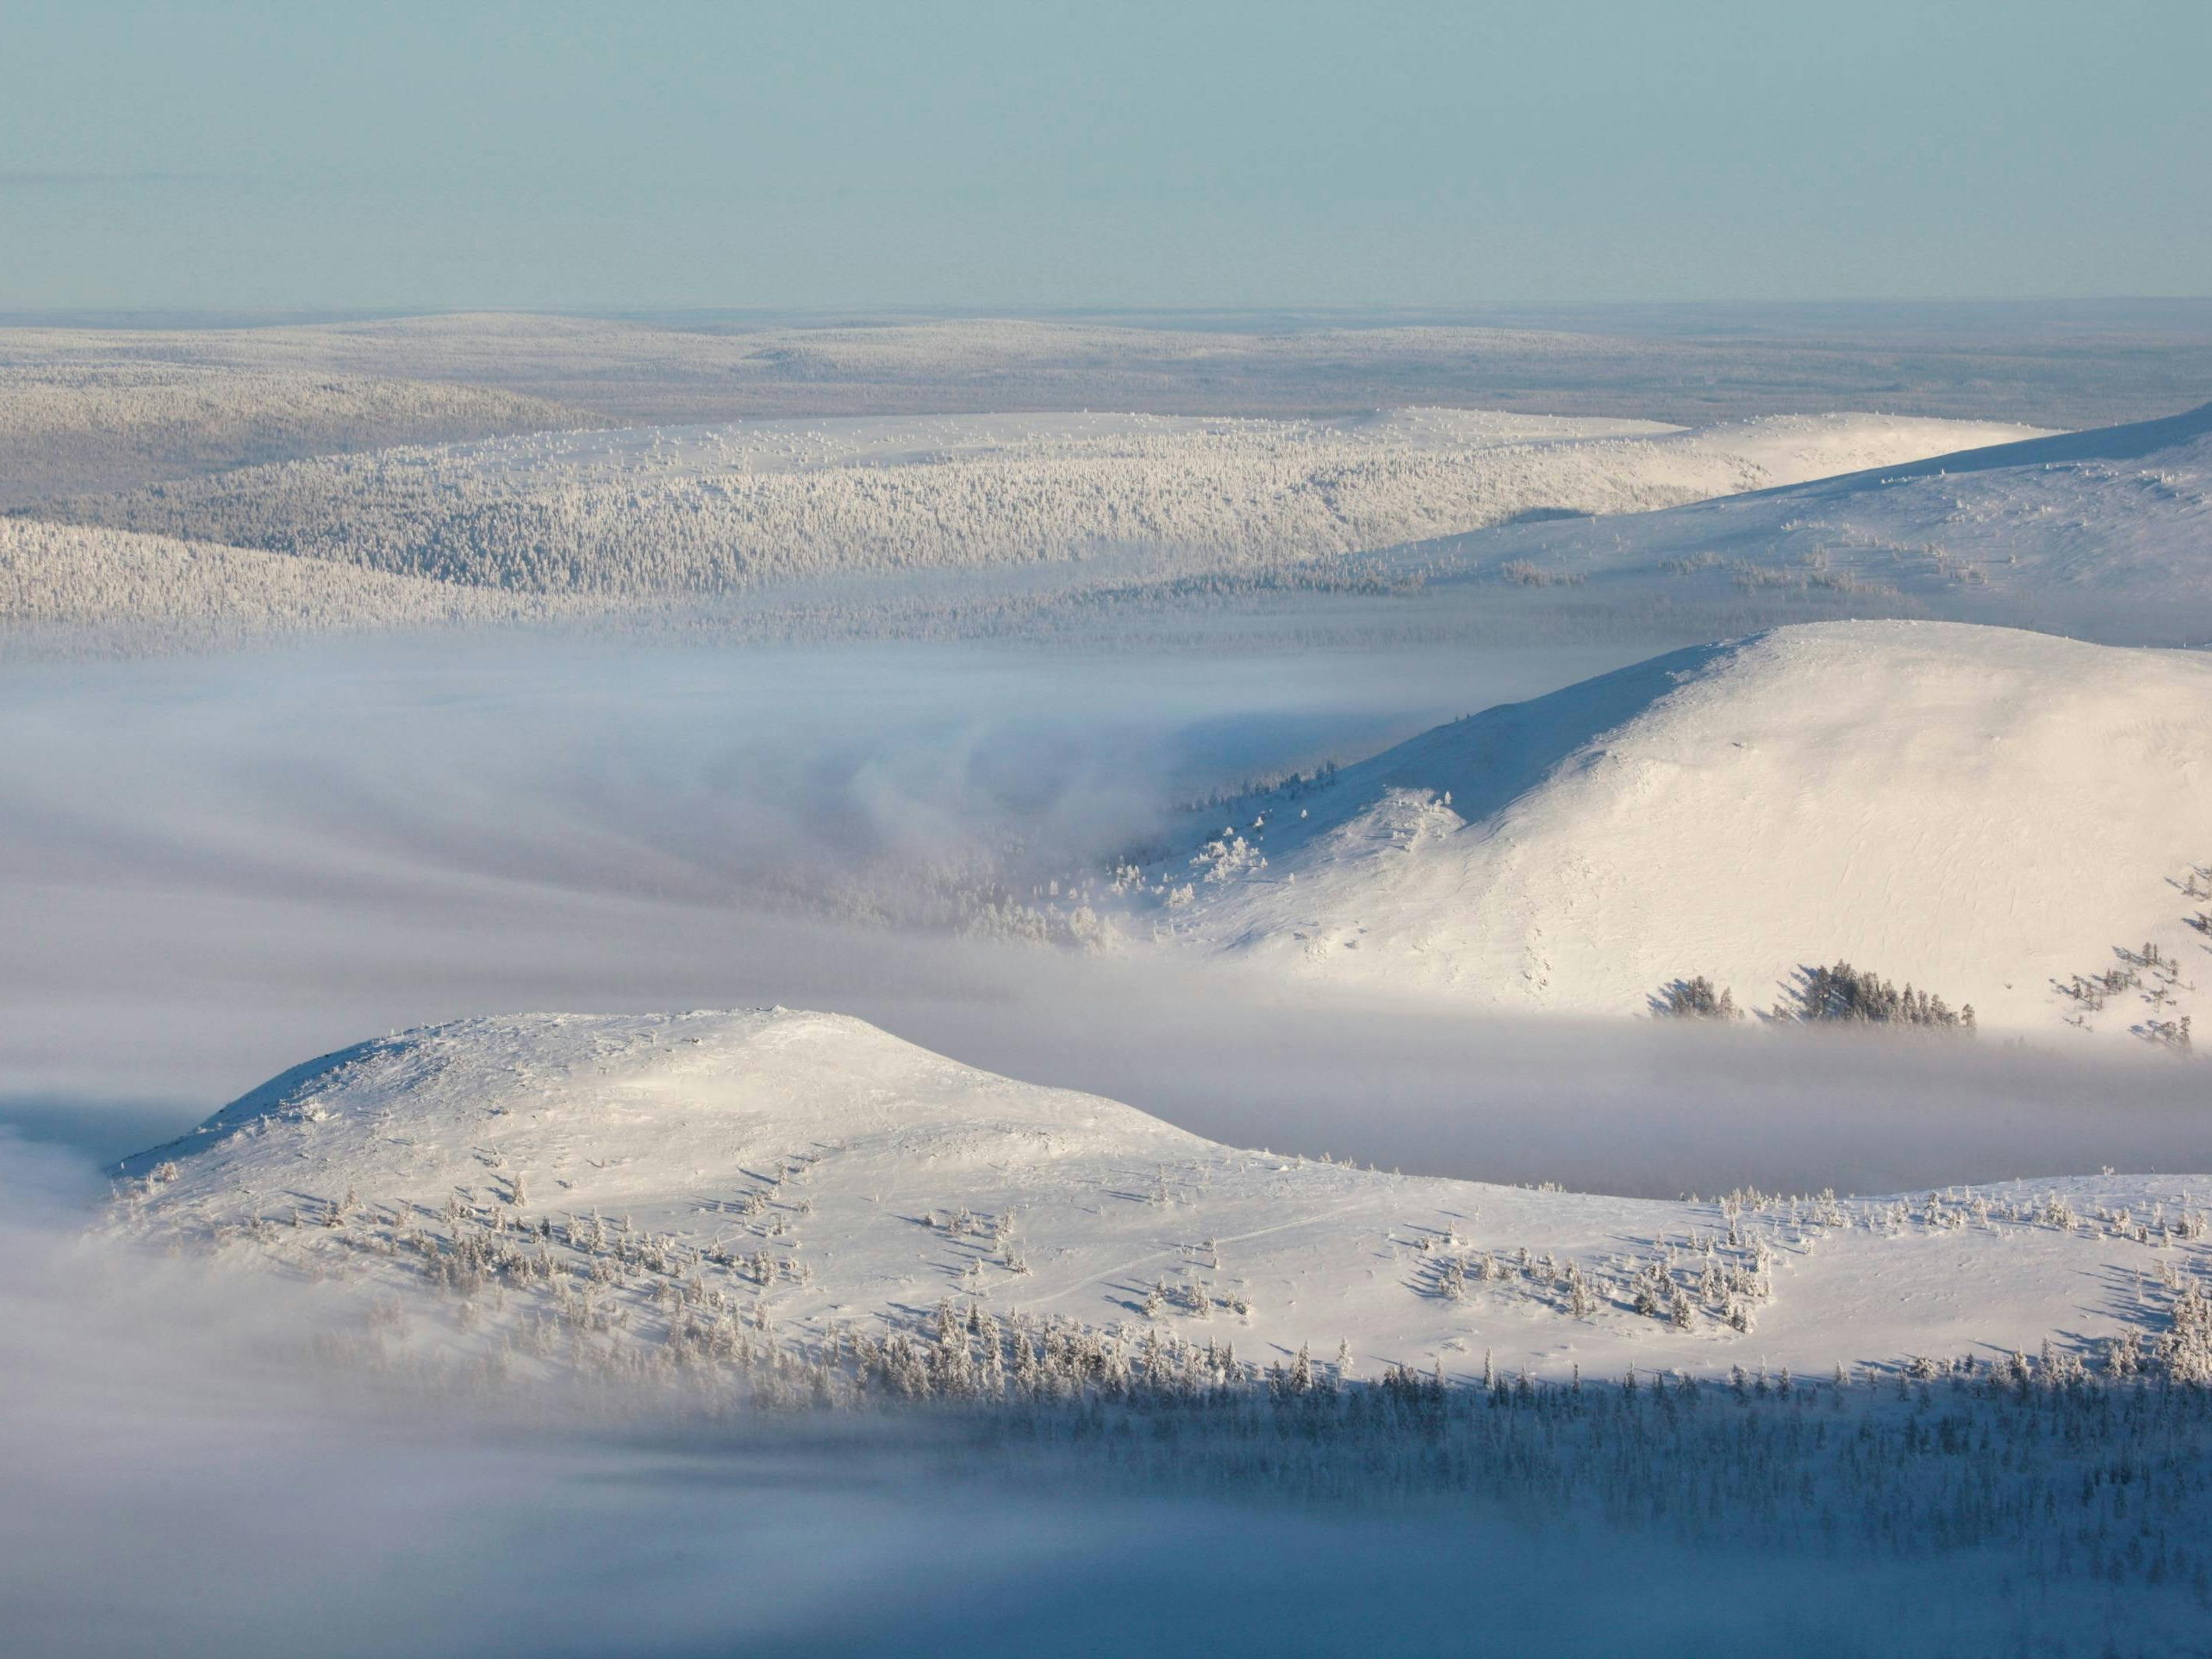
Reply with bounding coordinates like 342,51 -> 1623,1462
1405,401 -> 2212,638
116,1008 -> 2212,1395
1114,621 -> 2212,1045
21,408 -> 2041,597
0,359 -> 591,507
0,517 -> 573,649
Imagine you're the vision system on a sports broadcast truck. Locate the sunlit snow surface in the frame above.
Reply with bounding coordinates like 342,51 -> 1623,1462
7,370 -> 2212,1655
1135,621 -> 2212,1041
1384,401 -> 2212,641
35,1001 -> 2212,1657
115,1006 -> 2212,1387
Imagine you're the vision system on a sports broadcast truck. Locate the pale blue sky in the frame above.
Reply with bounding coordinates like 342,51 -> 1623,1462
2,0 -> 2206,311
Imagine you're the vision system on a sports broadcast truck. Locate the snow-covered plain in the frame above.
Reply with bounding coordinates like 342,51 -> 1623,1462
10,307 -> 2204,426
115,1006 -> 2212,1391
1123,621 -> 2212,1046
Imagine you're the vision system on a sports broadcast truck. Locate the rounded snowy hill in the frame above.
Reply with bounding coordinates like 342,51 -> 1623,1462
1136,621 -> 2212,1042
115,1007 -> 2212,1386
26,405 -> 2039,600
119,1007 -> 1202,1208
1414,401 -> 2212,639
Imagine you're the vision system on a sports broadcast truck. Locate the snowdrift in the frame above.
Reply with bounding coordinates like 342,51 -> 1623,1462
1135,621 -> 2212,1042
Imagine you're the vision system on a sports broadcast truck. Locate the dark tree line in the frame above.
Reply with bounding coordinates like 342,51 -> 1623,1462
1793,961 -> 1973,1030
1653,961 -> 1973,1030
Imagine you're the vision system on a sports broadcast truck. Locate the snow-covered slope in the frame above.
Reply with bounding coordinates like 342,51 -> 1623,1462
27,409 -> 2041,596
1128,622 -> 2212,1044
0,517 -> 567,649
0,360 -> 590,508
1420,401 -> 2212,637
116,1008 -> 2211,1387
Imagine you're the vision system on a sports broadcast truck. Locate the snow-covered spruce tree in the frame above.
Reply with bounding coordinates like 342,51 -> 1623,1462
1790,961 -> 1972,1030
1652,975 -> 1739,1020
1567,1264 -> 1598,1318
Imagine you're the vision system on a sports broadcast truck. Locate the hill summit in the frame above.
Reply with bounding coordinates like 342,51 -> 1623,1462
1137,621 -> 2212,1041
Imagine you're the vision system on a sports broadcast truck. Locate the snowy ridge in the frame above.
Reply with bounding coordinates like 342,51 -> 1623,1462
0,359 -> 590,507
118,1008 -> 2212,1386
0,516 -> 568,648
121,1009 -> 1197,1204
1129,621 -> 2212,1043
1421,401 -> 2212,634
24,409 -> 2042,598
1833,398 -> 2212,479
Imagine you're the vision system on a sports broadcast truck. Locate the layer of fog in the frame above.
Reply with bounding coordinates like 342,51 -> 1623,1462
5,633 -> 2204,1200
5,631 -> 2204,1657
0,1129 -> 2161,1658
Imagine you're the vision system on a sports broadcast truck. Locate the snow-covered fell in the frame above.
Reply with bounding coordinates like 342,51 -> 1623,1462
118,1008 -> 2211,1385
0,360 -> 591,508
1420,401 -> 2212,638
0,517 -> 567,649
1131,621 -> 2212,1044
27,409 -> 2041,597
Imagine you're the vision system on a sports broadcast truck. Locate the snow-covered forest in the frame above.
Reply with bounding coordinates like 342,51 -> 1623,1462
0,359 -> 590,504
19,408 -> 2034,598
0,516 -> 567,647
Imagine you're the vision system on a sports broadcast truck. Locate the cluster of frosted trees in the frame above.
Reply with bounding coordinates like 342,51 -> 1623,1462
2059,929 -> 2200,1050
1419,1212 -> 1776,1333
28,416 -> 1771,596
1652,963 -> 1973,1030
1793,960 -> 1975,1028
1652,975 -> 1737,1019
